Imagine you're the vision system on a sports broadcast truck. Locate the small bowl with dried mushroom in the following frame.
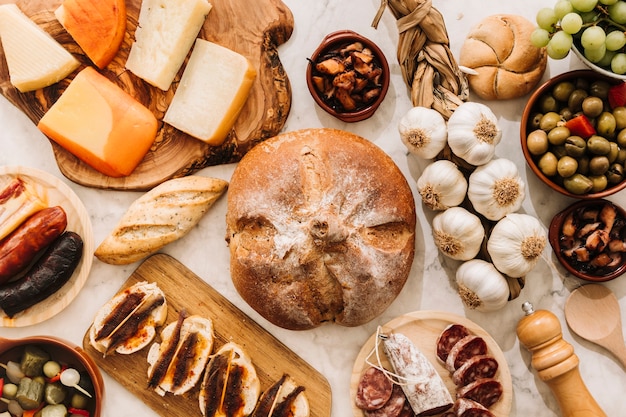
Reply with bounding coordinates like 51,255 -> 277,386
306,30 -> 390,122
549,199 -> 626,282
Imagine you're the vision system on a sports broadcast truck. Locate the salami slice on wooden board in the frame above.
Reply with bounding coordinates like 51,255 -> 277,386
355,367 -> 393,411
452,355 -> 499,387
445,335 -> 488,373
350,311 -> 512,417
364,385 -> 406,417
436,323 -> 470,362
457,378 -> 503,409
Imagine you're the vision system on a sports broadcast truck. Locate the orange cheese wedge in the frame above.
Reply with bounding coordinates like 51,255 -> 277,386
55,0 -> 126,69
38,67 -> 158,177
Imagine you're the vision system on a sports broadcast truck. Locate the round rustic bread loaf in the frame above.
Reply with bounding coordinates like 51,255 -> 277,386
459,14 -> 547,100
226,128 -> 416,330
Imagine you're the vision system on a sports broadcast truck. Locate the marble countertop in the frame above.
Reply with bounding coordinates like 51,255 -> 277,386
2,0 -> 626,416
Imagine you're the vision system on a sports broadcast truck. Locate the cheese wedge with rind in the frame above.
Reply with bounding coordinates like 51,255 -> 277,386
125,0 -> 212,90
0,4 -> 80,92
37,67 -> 158,177
54,0 -> 127,69
163,39 -> 257,145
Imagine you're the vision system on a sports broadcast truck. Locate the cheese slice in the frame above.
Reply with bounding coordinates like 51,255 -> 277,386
0,4 -> 80,92
37,67 -> 158,177
125,0 -> 212,91
163,39 -> 256,145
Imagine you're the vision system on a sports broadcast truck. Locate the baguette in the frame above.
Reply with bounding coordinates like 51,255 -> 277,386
95,176 -> 228,264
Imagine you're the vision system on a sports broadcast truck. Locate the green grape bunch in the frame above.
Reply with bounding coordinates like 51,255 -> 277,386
532,0 -> 626,74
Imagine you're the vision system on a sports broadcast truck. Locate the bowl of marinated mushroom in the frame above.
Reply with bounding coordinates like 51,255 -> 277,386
306,30 -> 390,122
521,70 -> 626,199
549,199 -> 626,282
0,335 -> 103,417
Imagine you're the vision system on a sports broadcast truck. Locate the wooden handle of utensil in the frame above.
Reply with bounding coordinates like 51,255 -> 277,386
517,303 -> 607,417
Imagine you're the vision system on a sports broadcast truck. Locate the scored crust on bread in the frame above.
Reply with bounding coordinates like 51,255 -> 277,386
199,342 -> 261,417
89,281 -> 167,355
226,128 -> 416,330
95,175 -> 228,265
147,312 -> 214,396
459,14 -> 547,100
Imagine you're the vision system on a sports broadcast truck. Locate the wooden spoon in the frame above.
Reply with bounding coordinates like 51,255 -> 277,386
565,284 -> 626,369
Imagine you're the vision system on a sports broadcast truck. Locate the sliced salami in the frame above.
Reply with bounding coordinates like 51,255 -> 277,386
457,378 -> 503,408
453,398 -> 496,417
365,385 -> 407,417
436,323 -> 471,362
445,335 -> 488,372
452,355 -> 499,386
356,366 -> 394,411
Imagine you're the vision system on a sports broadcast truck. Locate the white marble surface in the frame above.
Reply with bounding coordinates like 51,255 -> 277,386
1,0 -> 626,416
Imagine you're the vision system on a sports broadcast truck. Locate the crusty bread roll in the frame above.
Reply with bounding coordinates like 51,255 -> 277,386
459,14 -> 547,100
225,128 -> 416,330
95,175 -> 228,265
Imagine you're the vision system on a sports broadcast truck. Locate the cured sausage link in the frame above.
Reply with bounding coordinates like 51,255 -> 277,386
382,332 -> 453,416
0,206 -> 67,284
0,231 -> 83,317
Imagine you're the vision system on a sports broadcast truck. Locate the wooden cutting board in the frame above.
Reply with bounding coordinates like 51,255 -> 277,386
82,253 -> 331,417
0,0 -> 293,190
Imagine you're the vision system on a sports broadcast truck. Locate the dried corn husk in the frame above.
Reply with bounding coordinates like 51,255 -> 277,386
372,0 -> 468,119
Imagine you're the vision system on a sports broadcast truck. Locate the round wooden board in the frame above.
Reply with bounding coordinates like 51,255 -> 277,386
350,311 -> 512,417
0,166 -> 94,327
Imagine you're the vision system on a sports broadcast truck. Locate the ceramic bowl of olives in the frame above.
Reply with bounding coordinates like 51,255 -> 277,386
549,199 -> 626,282
0,335 -> 103,417
306,30 -> 390,122
521,69 -> 626,199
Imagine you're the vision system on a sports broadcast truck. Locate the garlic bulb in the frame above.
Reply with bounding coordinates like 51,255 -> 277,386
417,160 -> 468,211
467,158 -> 525,221
398,106 -> 448,159
487,213 -> 547,278
432,207 -> 485,261
447,102 -> 502,166
456,259 -> 510,312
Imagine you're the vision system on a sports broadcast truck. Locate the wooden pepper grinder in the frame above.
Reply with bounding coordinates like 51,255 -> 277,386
516,302 -> 606,417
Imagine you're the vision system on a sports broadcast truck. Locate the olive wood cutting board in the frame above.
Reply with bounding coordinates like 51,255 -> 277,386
82,253 -> 331,417
0,0 -> 293,190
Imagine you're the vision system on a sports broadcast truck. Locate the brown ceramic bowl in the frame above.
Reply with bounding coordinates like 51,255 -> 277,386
0,335 -> 104,416
306,30 -> 390,122
549,199 -> 626,282
520,69 -> 626,199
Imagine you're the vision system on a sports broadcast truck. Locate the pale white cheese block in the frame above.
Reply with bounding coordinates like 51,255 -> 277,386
0,4 -> 80,92
164,39 -> 257,145
125,0 -> 212,91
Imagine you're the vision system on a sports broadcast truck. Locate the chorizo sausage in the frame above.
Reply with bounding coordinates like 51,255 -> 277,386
452,355 -> 499,386
445,335 -> 488,373
436,323 -> 470,362
0,206 -> 67,284
0,231 -> 83,317
355,366 -> 393,411
456,378 -> 503,409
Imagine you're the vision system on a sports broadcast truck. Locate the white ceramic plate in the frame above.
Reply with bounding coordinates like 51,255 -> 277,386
0,166 -> 94,327
350,310 -> 512,417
